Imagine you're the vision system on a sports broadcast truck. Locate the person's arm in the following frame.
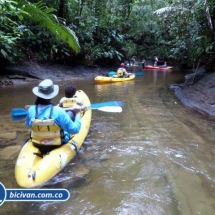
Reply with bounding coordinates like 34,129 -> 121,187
56,107 -> 81,135
76,99 -> 88,111
58,97 -> 65,107
25,105 -> 36,127
64,104 -> 84,112
58,102 -> 63,107
25,114 -> 31,128
124,68 -> 130,76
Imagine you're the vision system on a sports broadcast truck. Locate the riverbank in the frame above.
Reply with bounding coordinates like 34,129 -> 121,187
171,71 -> 215,118
0,62 -> 111,86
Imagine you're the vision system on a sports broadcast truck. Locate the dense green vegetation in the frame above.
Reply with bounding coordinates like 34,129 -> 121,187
0,0 -> 215,69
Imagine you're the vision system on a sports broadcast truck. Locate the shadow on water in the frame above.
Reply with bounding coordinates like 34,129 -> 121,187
1,66 -> 215,214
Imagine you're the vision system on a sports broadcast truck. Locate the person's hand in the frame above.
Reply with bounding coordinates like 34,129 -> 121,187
81,106 -> 88,112
72,104 -> 82,114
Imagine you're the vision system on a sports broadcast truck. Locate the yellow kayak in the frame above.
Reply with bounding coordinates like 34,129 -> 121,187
95,74 -> 135,83
15,90 -> 92,188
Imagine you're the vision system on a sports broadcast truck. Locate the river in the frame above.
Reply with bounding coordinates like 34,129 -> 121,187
1,67 -> 215,215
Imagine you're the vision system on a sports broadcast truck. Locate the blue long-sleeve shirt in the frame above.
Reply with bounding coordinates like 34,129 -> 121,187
25,104 -> 81,143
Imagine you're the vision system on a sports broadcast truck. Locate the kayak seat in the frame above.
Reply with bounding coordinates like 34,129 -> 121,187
33,143 -> 60,155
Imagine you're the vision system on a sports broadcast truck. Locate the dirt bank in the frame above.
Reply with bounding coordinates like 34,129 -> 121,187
0,62 -> 113,86
171,72 -> 215,118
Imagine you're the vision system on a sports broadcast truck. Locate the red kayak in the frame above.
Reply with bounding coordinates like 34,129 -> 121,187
144,65 -> 172,70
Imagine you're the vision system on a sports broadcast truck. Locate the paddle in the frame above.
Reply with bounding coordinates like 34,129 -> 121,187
11,101 -> 125,121
108,71 -> 143,77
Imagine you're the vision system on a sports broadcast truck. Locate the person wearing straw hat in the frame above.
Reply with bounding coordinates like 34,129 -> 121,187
25,79 -> 82,152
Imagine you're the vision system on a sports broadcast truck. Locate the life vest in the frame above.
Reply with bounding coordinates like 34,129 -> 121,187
61,97 -> 78,108
30,106 -> 64,146
117,68 -> 124,77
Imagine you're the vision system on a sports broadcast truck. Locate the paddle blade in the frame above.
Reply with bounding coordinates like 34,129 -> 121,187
90,101 -> 124,109
97,106 -> 122,112
135,72 -> 143,76
108,71 -> 116,76
11,108 -> 28,121
11,108 -> 27,117
12,115 -> 27,121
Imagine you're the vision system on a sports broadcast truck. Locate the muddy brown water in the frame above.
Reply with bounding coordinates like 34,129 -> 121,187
1,67 -> 215,215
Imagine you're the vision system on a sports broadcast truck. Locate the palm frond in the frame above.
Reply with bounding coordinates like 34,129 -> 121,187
19,0 -> 80,53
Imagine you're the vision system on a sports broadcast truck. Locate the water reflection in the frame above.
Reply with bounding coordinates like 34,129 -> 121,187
1,67 -> 215,214
152,70 -> 171,83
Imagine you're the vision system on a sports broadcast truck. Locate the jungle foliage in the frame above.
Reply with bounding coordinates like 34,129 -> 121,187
0,0 -> 215,69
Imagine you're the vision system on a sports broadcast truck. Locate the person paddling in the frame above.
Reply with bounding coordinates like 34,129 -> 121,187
154,57 -> 158,67
117,63 -> 130,78
25,79 -> 82,153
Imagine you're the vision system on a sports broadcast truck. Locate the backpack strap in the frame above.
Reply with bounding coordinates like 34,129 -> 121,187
49,105 -> 54,119
35,105 -> 54,119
